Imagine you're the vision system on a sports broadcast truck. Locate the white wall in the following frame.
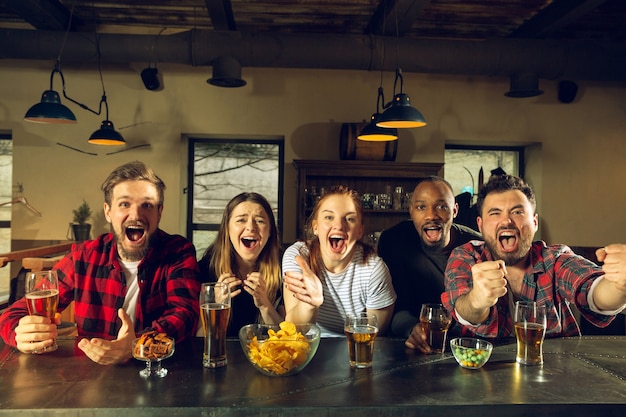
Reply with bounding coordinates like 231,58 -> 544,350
1,59 -> 625,246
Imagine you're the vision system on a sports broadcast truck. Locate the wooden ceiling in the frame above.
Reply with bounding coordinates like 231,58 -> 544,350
0,0 -> 624,42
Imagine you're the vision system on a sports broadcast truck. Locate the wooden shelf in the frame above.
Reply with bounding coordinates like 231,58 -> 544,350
293,160 -> 443,240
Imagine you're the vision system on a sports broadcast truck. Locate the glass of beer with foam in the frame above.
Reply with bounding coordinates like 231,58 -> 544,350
25,270 -> 59,353
200,282 -> 231,368
344,312 -> 378,368
514,301 -> 547,365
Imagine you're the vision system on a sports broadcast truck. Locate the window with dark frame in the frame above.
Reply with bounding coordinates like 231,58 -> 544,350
186,138 -> 284,259
444,144 -> 524,230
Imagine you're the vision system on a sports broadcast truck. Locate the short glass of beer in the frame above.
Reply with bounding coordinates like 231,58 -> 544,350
419,303 -> 452,353
514,301 -> 547,365
200,282 -> 231,368
25,270 -> 59,353
344,312 -> 378,368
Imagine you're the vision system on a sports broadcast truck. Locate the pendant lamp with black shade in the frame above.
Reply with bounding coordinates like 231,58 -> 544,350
377,68 -> 426,129
24,61 -> 77,124
24,2 -> 77,125
376,4 -> 426,129
358,2 -> 397,142
76,35 -> 125,146
25,3 -> 124,146
87,95 -> 125,145
358,87 -> 398,141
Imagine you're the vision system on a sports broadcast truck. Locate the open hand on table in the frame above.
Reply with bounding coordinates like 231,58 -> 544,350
77,308 -> 134,365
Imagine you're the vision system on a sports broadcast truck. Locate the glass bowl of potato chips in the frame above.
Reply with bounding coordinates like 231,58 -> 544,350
239,322 -> 321,376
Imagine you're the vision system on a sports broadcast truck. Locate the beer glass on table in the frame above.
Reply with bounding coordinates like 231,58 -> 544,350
344,312 -> 378,368
419,303 -> 452,353
25,270 -> 59,353
514,301 -> 547,365
200,282 -> 231,368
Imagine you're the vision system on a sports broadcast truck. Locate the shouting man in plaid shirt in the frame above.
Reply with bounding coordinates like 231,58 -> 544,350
441,174 -> 626,339
0,161 -> 201,364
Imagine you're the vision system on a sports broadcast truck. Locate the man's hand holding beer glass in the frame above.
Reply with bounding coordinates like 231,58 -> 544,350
14,312 -> 61,354
15,270 -> 60,354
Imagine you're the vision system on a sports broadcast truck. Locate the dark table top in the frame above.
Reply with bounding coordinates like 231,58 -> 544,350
1,335 -> 625,416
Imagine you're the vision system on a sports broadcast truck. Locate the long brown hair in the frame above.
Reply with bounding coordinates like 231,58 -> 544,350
207,192 -> 282,303
302,185 -> 374,277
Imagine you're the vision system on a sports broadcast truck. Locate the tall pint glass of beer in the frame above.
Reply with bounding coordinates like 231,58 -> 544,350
25,270 -> 59,353
514,301 -> 547,365
200,282 -> 231,368
344,312 -> 378,368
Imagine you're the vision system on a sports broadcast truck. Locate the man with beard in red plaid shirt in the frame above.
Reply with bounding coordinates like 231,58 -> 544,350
0,161 -> 201,365
442,175 -> 626,339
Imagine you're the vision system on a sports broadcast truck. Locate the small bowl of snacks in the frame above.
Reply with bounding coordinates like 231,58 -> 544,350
239,322 -> 321,376
132,331 -> 175,378
450,337 -> 493,369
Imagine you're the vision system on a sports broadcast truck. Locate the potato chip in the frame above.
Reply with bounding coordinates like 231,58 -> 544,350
246,321 -> 312,375
279,321 -> 297,335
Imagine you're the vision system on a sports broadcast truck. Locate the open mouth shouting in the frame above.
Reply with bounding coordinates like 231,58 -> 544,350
498,228 -> 519,253
241,236 -> 260,251
329,234 -> 347,253
422,223 -> 443,244
125,224 -> 146,244
117,222 -> 151,261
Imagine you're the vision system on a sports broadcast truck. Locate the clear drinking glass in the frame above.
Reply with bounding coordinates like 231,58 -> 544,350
419,303 -> 452,353
514,301 -> 547,365
344,312 -> 379,368
25,270 -> 59,353
200,282 -> 231,368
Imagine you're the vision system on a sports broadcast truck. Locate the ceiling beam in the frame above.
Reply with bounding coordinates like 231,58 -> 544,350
367,0 -> 432,36
0,0 -> 79,31
510,0 -> 609,38
1,28 -> 625,81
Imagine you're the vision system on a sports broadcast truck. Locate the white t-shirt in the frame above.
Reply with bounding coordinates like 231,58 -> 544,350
120,260 -> 140,326
282,241 -> 396,337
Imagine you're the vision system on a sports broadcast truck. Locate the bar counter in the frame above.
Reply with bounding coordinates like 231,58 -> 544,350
1,335 -> 625,416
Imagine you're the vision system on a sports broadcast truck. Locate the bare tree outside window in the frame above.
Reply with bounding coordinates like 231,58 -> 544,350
188,138 -> 284,258
444,144 -> 523,231
445,145 -> 523,202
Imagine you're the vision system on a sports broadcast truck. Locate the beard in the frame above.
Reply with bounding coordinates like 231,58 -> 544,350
113,227 -> 152,262
483,232 -> 533,266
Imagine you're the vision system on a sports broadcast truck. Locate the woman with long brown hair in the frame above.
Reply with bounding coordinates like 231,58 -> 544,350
199,192 -> 284,336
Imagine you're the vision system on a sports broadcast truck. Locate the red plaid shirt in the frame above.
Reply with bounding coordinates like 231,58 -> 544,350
0,230 -> 200,347
441,240 -> 615,339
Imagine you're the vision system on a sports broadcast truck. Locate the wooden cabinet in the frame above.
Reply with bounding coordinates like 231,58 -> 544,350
293,160 -> 444,240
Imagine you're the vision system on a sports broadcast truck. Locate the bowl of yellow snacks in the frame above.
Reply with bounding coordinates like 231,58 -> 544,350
450,337 -> 493,369
239,321 -> 321,376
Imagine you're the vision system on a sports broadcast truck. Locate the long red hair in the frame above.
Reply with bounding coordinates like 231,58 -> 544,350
300,185 -> 374,277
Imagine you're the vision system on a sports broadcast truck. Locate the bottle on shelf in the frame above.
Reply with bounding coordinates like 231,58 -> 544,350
393,186 -> 403,210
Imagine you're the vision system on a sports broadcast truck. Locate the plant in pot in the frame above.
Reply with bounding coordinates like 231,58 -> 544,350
72,200 -> 92,242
